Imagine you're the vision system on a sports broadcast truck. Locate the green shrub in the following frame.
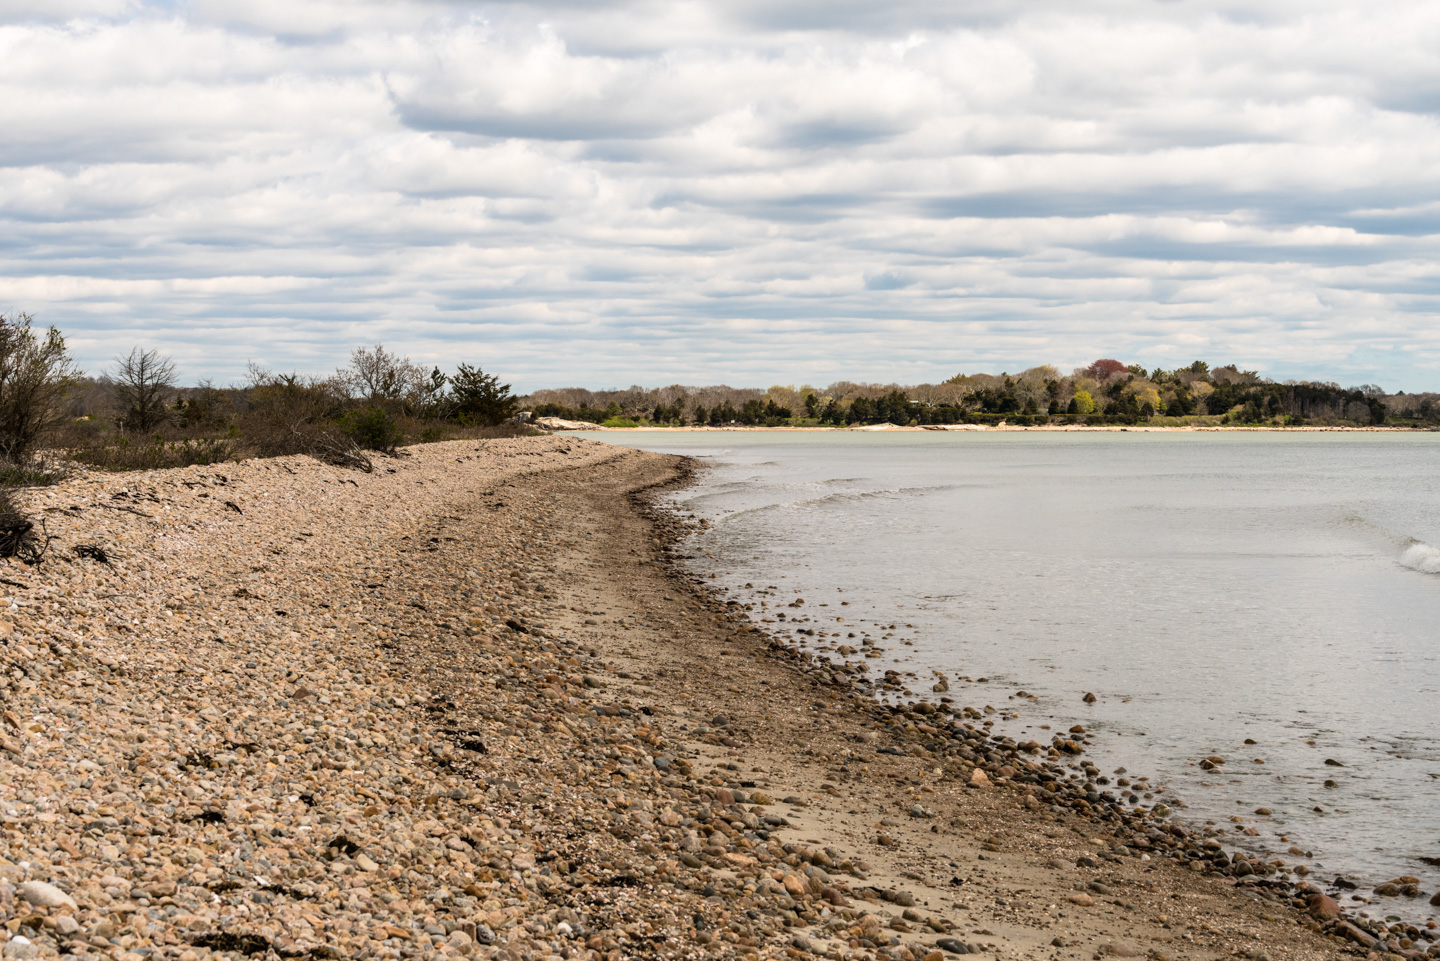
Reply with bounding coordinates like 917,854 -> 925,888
0,313 -> 78,474
0,459 -> 67,486
601,417 -> 639,428
340,406 -> 404,452
69,433 -> 237,471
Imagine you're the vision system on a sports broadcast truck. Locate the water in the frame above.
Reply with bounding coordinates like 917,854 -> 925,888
583,428 -> 1440,897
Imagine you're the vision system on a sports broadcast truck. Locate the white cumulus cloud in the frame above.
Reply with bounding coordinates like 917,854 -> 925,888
0,0 -> 1438,389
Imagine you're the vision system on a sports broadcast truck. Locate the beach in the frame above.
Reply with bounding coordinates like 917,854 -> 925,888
541,423 -> 1421,433
0,437 -> 1408,961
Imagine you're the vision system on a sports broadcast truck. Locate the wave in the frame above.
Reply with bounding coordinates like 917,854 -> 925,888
707,483 -> 956,527
681,475 -> 871,510
1335,514 -> 1440,575
794,484 -> 955,510
1399,540 -> 1440,574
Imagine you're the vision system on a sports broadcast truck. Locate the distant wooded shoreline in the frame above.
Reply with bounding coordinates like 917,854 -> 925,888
522,359 -> 1435,430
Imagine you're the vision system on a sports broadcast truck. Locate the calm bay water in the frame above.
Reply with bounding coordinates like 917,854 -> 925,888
585,428 -> 1440,898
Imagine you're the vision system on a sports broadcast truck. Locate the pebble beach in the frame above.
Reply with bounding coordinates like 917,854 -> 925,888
0,437 -> 1426,961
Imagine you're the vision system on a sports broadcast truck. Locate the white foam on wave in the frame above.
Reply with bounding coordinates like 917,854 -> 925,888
1399,540 -> 1440,574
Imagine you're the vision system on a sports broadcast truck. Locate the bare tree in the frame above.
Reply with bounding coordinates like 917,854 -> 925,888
0,313 -> 79,469
340,344 -> 426,407
112,347 -> 177,433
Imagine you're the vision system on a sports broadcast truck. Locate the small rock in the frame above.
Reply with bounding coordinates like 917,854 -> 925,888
1068,893 -> 1094,906
1335,921 -> 1378,949
3,936 -> 40,960
968,768 -> 989,788
1101,944 -> 1142,957
935,938 -> 969,955
1082,692 -> 1097,703
1307,893 -> 1341,920
355,853 -> 379,872
18,880 -> 76,909
55,915 -> 81,936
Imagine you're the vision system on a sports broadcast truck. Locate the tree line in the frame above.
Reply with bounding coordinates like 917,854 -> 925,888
524,359 -> 1437,428
0,313 -> 521,487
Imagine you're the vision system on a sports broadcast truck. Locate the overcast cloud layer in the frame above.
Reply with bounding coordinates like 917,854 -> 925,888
2,0 -> 1438,390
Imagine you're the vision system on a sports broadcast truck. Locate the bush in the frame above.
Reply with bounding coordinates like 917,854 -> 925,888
175,382 -> 236,430
233,368 -> 361,467
601,417 -> 639,428
0,459 -> 68,487
69,433 -> 238,471
435,422 -> 538,441
0,313 -> 79,476
341,406 -> 404,452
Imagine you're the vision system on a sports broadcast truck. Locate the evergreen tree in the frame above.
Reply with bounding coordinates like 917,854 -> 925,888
450,364 -> 518,425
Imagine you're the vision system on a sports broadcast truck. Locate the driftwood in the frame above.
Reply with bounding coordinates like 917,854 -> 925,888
0,490 -> 51,564
74,543 -> 111,564
96,503 -> 152,518
0,513 -> 33,558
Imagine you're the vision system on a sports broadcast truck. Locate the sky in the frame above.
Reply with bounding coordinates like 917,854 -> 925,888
1,0 -> 1438,392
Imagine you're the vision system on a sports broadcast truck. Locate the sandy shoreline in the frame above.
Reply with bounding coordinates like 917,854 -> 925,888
0,438 -> 1421,961
551,424 -> 1428,433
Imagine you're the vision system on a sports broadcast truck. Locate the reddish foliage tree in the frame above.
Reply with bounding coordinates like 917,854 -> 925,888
1086,358 -> 1129,380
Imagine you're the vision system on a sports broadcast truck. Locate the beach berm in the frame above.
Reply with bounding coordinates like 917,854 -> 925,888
0,437 -> 1384,960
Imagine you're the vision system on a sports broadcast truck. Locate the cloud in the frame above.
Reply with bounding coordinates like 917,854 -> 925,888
1,0 -> 1439,391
